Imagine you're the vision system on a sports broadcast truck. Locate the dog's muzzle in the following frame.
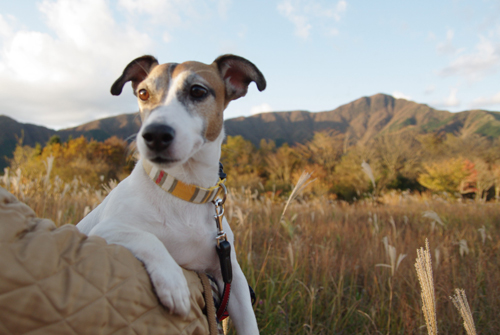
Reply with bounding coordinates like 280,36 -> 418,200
142,124 -> 175,153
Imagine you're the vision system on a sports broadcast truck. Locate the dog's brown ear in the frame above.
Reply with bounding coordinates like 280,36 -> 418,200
214,55 -> 266,102
111,55 -> 159,96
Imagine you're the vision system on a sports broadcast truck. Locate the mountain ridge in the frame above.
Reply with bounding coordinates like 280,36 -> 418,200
1,93 -> 500,169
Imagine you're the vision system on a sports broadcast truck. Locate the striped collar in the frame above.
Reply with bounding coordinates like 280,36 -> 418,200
142,160 -> 225,204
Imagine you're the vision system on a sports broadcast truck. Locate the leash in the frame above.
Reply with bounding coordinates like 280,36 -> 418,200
213,163 -> 256,321
213,163 -> 232,321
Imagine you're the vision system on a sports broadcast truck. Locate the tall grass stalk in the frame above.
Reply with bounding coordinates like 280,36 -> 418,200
450,289 -> 477,335
415,239 -> 438,335
279,171 -> 314,224
361,160 -> 376,190
376,236 -> 407,334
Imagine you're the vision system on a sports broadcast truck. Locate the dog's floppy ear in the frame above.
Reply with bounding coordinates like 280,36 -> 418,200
111,55 -> 159,96
214,54 -> 266,102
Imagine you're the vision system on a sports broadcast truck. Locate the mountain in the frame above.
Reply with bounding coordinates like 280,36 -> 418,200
0,115 -> 56,170
57,113 -> 141,142
2,93 -> 500,169
224,93 -> 500,146
0,114 -> 142,169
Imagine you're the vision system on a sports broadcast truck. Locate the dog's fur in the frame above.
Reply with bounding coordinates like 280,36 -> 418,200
76,54 -> 265,334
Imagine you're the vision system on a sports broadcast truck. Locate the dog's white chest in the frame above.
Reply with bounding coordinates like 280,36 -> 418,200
152,200 -> 224,273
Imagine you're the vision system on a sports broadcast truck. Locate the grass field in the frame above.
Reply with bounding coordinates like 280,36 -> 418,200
2,168 -> 499,334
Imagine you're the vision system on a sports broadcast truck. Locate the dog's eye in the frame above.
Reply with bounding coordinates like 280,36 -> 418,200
138,89 -> 150,101
190,85 -> 208,99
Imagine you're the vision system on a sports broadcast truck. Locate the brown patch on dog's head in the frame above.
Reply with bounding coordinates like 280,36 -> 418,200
171,61 -> 227,141
136,63 -> 173,111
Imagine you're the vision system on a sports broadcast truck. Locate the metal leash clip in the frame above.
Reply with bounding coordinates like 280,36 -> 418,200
213,183 -> 228,246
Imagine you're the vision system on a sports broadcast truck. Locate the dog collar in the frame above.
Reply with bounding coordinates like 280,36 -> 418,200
142,160 -> 225,204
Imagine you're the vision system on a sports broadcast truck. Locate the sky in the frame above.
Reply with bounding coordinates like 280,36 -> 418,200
0,0 -> 499,130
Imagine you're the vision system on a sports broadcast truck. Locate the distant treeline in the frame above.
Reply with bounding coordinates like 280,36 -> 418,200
220,130 -> 500,201
6,130 -> 500,201
6,135 -> 134,188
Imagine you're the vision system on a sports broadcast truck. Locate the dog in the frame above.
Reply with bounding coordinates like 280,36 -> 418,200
76,54 -> 265,334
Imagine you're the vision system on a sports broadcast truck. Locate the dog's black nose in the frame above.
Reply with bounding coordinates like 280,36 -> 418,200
142,124 -> 175,152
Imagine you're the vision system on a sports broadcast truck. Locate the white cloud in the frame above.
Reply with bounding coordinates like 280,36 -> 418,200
0,0 -> 152,128
118,0 -> 230,26
470,91 -> 500,109
0,14 -> 14,38
432,88 -> 461,108
439,35 -> 500,81
118,0 -> 188,26
436,28 -> 457,55
333,0 -> 347,22
250,103 -> 273,115
392,91 -> 412,101
277,0 -> 311,39
277,0 -> 347,39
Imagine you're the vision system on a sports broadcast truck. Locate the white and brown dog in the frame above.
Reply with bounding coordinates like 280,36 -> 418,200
77,54 -> 265,334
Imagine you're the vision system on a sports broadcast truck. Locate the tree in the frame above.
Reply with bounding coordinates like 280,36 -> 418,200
418,158 -> 470,194
332,147 -> 371,200
473,159 -> 495,201
369,130 -> 423,190
296,131 -> 343,173
47,135 -> 61,145
220,136 -> 260,188
264,144 -> 301,193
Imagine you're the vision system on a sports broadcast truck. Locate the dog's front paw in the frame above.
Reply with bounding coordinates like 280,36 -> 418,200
149,267 -> 191,318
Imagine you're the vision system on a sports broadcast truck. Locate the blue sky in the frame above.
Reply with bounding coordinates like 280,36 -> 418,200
0,0 -> 499,129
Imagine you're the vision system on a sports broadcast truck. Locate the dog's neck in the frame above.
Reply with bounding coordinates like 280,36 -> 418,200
147,130 -> 224,189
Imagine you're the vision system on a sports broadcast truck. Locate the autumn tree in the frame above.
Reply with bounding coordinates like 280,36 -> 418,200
8,136 -> 131,188
472,159 -> 496,201
418,158 -> 470,194
332,147 -> 372,200
264,143 -> 302,192
220,135 -> 261,188
368,130 -> 423,190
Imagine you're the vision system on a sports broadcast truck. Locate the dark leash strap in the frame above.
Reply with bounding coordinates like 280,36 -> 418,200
214,162 -> 232,322
216,239 -> 232,321
214,163 -> 256,322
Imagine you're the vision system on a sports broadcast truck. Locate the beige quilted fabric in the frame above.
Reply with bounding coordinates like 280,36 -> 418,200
0,187 -> 215,335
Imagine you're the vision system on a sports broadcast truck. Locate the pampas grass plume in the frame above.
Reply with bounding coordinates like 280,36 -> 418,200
450,288 -> 477,335
415,239 -> 438,335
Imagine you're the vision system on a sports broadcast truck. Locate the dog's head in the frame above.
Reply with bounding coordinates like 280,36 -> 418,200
111,55 -> 266,168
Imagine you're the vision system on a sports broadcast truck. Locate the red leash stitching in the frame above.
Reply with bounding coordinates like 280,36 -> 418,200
216,283 -> 231,321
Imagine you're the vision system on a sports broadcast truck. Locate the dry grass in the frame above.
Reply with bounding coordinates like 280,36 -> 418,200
1,166 -> 110,226
415,239 -> 437,335
450,289 -> 477,335
225,190 -> 500,334
2,169 -> 500,334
